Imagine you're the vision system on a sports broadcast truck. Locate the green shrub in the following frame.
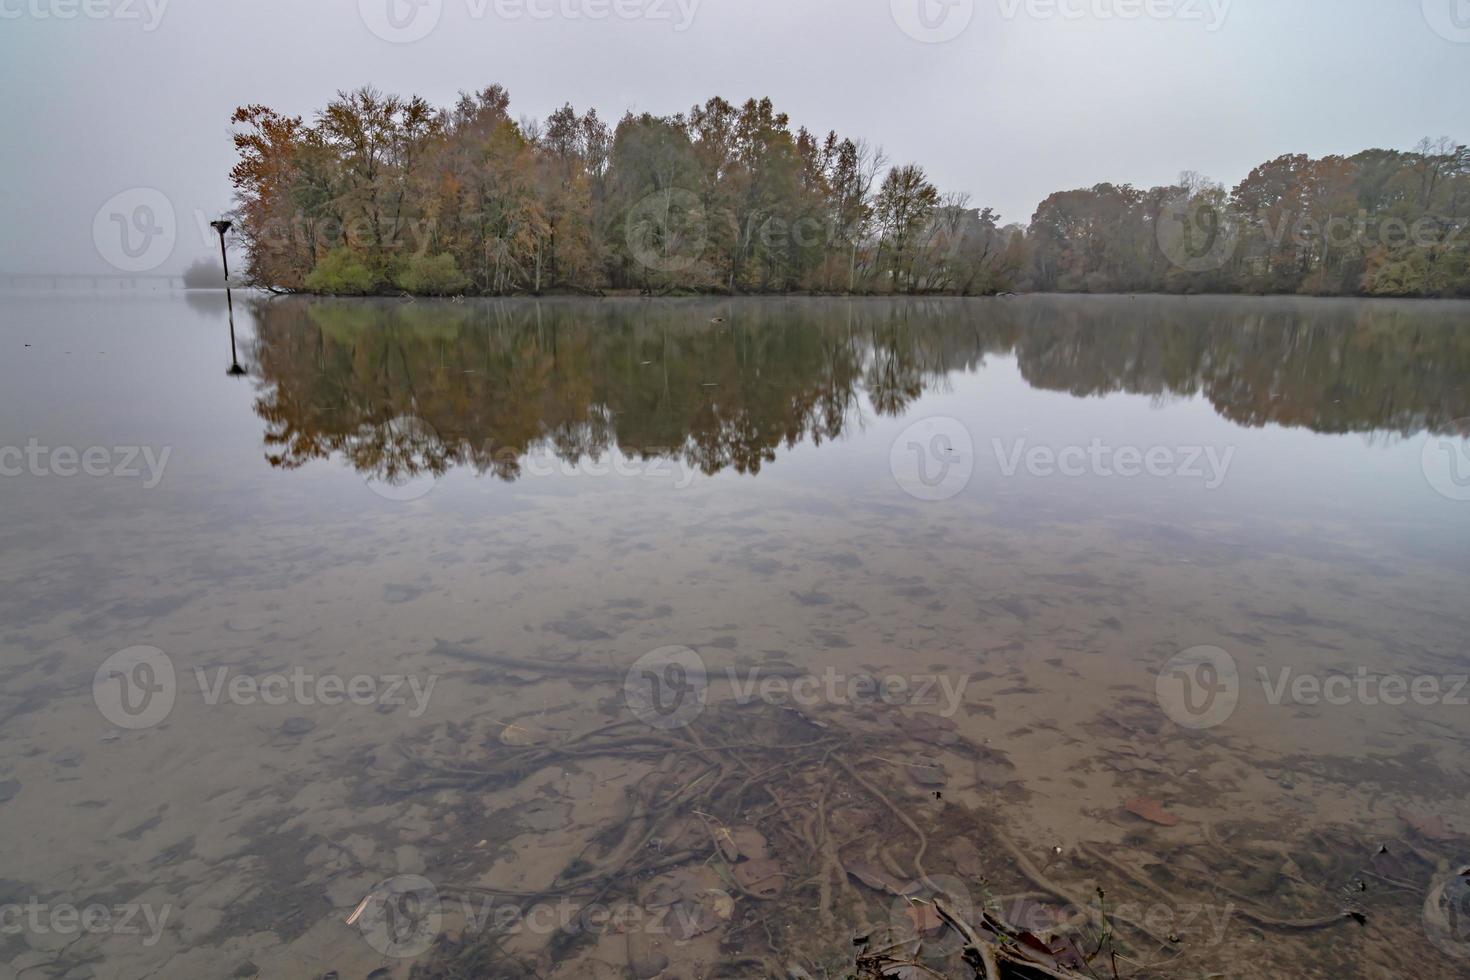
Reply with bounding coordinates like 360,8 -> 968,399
305,247 -> 377,295
396,252 -> 469,296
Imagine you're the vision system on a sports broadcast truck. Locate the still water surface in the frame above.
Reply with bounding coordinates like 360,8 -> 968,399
1,292 -> 1468,978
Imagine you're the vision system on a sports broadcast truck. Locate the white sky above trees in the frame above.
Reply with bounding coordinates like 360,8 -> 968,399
0,0 -> 1464,274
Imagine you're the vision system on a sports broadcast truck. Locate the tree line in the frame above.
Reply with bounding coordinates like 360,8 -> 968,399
229,86 -> 1468,298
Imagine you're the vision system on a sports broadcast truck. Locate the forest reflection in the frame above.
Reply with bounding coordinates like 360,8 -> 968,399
248,296 -> 1470,485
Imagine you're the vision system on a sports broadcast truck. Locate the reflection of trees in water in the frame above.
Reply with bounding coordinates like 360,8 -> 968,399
1009,297 -> 1470,437
249,297 -> 1470,484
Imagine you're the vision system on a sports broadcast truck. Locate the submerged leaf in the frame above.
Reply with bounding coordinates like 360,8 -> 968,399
1398,809 -> 1458,842
1124,798 -> 1180,827
909,755 -> 948,787
846,860 -> 917,897
733,858 -> 787,897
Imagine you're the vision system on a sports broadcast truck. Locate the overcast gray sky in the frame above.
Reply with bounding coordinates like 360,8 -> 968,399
0,0 -> 1465,275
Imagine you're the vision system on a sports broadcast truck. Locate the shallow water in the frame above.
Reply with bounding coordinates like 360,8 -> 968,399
1,291 -> 1468,979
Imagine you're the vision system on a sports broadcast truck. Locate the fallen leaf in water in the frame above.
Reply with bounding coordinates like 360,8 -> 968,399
733,858 -> 787,897
644,868 -> 716,910
705,889 -> 735,921
499,723 -> 538,746
502,670 -> 545,685
1398,809 -> 1458,842
881,967 -> 924,980
519,799 -> 571,833
280,717 -> 316,737
897,712 -> 961,746
845,860 -> 916,896
670,887 -> 735,939
910,755 -> 948,787
627,948 -> 668,979
727,825 -> 768,861
707,820 -> 769,862
904,901 -> 945,937
52,749 -> 84,769
972,746 -> 1018,788
944,838 -> 984,878
1124,798 -> 1180,827
1004,896 -> 1068,933
626,922 -> 673,980
643,881 -> 683,910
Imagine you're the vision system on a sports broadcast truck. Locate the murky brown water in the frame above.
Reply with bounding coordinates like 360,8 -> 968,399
2,292 -> 1468,979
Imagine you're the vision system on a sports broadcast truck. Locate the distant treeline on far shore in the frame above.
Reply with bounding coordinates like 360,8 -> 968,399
228,85 -> 1470,299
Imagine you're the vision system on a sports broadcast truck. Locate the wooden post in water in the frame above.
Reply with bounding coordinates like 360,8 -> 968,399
211,220 -> 246,377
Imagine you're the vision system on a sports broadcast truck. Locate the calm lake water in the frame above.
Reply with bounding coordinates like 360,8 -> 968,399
1,291 -> 1468,979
